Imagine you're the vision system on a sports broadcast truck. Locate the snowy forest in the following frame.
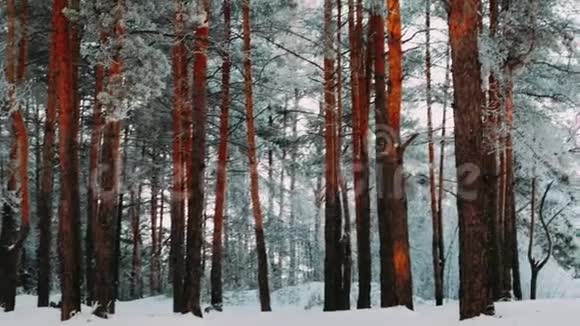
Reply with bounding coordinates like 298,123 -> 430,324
0,0 -> 579,324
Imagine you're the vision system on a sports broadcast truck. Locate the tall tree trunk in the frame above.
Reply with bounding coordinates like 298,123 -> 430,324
49,0 -> 82,319
425,0 -> 444,306
335,1 -> 351,310
86,54 -> 106,307
210,0 -> 231,309
323,0 -> 343,312
349,0 -> 371,310
242,0 -> 272,312
94,120 -> 121,318
384,0 -> 414,310
274,104 -> 288,290
0,2 -> 30,311
94,1 -> 125,317
371,4 -> 395,308
435,45 -> 451,306
185,0 -> 210,317
288,90 -> 300,287
68,0 -> 83,309
38,0 -> 57,306
448,0 -> 493,319
503,74 -> 522,300
170,0 -> 187,312
484,0 -> 504,303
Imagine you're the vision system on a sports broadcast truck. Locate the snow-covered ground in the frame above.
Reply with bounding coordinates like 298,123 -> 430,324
1,284 -> 579,326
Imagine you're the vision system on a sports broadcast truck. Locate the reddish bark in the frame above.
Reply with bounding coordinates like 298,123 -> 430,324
48,0 -> 83,319
502,74 -> 522,300
372,4 -> 393,300
0,0 -> 31,312
448,0 -> 493,319
322,0 -> 343,312
242,0 -> 272,312
210,0 -> 232,309
371,1 -> 413,309
185,0 -> 210,317
355,0 -> 372,308
379,0 -> 414,311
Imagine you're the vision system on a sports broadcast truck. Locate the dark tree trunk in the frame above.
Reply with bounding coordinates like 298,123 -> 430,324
485,0 -> 503,303
340,181 -> 352,310
425,0 -> 444,307
170,0 -> 187,313
150,152 -> 161,296
530,271 -> 538,300
242,0 -> 272,312
210,0 -> 231,309
93,2 -> 125,317
130,180 -> 143,299
38,2 -> 57,306
323,0 -> 343,312
94,121 -> 121,318
86,59 -> 105,307
288,90 -> 300,287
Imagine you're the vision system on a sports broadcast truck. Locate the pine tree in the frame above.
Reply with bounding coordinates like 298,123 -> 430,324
242,0 -> 272,312
210,0 -> 232,309
52,0 -> 82,319
0,0 -> 30,312
184,0 -> 210,318
170,0 -> 187,313
448,0 -> 493,319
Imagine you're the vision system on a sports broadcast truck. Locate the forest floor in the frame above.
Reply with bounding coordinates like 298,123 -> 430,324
1,289 -> 579,326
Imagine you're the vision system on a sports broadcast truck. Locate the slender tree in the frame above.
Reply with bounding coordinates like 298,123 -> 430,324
288,89 -> 300,287
527,180 -> 567,300
37,0 -> 57,306
484,0 -> 503,304
210,0 -> 232,310
322,0 -> 344,312
129,172 -> 143,299
425,0 -> 444,306
335,0 -> 352,310
150,150 -> 161,295
435,45 -> 451,306
242,0 -> 272,312
353,0 -> 372,309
